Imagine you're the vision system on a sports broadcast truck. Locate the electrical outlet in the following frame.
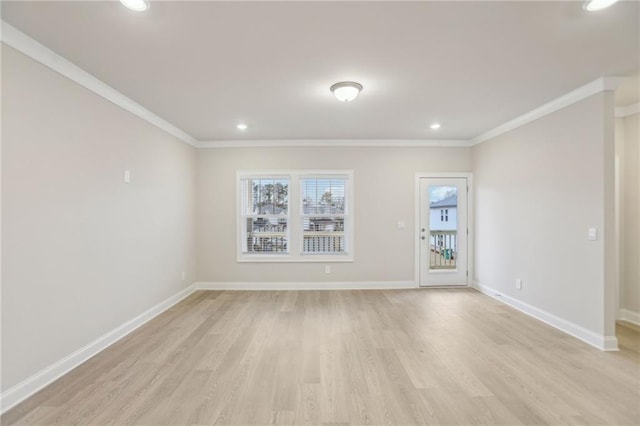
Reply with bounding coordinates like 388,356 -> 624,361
181,271 -> 186,281
516,279 -> 522,290
324,265 -> 331,274
124,170 -> 131,183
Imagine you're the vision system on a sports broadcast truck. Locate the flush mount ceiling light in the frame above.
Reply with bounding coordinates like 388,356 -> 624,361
120,0 -> 149,12
236,123 -> 248,131
330,81 -> 363,103
430,123 -> 441,130
583,0 -> 619,11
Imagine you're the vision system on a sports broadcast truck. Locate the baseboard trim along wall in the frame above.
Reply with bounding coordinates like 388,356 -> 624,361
473,282 -> 619,352
5,279 -> 619,414
195,281 -> 418,290
618,308 -> 640,327
0,280 -> 419,413
0,283 -> 198,415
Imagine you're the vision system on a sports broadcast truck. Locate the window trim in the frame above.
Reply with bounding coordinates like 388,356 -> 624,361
236,170 -> 354,263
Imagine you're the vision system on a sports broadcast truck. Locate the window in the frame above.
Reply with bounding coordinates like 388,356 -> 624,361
301,177 -> 346,255
239,177 -> 290,254
440,208 -> 449,222
237,171 -> 353,262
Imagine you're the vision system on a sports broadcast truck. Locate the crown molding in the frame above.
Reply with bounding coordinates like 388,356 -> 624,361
0,21 -> 199,147
197,139 -> 472,148
615,102 -> 640,118
2,20 -> 630,149
471,77 -> 627,146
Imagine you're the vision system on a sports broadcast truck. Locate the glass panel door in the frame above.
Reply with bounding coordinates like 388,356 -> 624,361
419,177 -> 468,286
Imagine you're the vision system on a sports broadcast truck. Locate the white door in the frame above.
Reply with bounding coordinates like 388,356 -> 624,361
419,177 -> 468,286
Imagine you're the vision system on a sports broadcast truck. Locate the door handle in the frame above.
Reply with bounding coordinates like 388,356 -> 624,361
421,236 -> 426,240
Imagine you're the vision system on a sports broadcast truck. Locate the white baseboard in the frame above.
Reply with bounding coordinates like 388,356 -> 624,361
472,282 -> 618,352
195,281 -> 418,290
10,280 -> 616,414
0,283 -> 197,414
618,308 -> 640,326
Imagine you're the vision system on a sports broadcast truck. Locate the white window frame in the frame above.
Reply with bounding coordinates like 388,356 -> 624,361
237,173 -> 291,261
237,170 -> 354,263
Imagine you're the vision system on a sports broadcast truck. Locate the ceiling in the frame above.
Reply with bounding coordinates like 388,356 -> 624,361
2,1 -> 639,142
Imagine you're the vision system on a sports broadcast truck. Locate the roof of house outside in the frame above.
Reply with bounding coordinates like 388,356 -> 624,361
258,203 -> 285,215
430,195 -> 457,209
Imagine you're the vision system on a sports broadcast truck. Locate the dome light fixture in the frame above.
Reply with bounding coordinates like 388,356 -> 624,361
430,123 -> 441,130
583,0 -> 619,11
330,81 -> 363,103
120,0 -> 149,12
236,123 -> 248,131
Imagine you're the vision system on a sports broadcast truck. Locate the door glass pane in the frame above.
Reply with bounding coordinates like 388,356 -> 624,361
428,186 -> 457,269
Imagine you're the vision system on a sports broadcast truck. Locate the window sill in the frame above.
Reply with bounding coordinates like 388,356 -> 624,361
237,255 -> 354,263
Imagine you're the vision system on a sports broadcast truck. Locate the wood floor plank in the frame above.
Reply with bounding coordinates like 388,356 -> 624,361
2,289 -> 639,426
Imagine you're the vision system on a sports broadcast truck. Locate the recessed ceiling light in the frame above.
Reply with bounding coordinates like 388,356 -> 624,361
583,0 -> 619,11
236,123 -> 248,131
430,123 -> 441,130
120,0 -> 149,12
330,81 -> 363,102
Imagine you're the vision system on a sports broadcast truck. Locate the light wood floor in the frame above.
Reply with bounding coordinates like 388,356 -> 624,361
3,289 -> 639,425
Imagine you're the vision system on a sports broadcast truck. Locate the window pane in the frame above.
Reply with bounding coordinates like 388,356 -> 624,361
428,186 -> 457,269
301,178 -> 345,214
302,217 -> 345,253
244,217 -> 288,253
243,178 -> 289,215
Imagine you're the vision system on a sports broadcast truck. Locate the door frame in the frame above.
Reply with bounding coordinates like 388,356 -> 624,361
414,172 -> 474,287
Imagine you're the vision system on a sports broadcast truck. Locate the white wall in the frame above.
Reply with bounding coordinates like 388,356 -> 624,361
1,45 -> 197,392
472,92 -> 616,340
619,112 -> 640,319
197,147 -> 471,283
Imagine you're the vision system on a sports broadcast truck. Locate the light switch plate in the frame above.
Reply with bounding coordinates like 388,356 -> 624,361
588,227 -> 597,241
